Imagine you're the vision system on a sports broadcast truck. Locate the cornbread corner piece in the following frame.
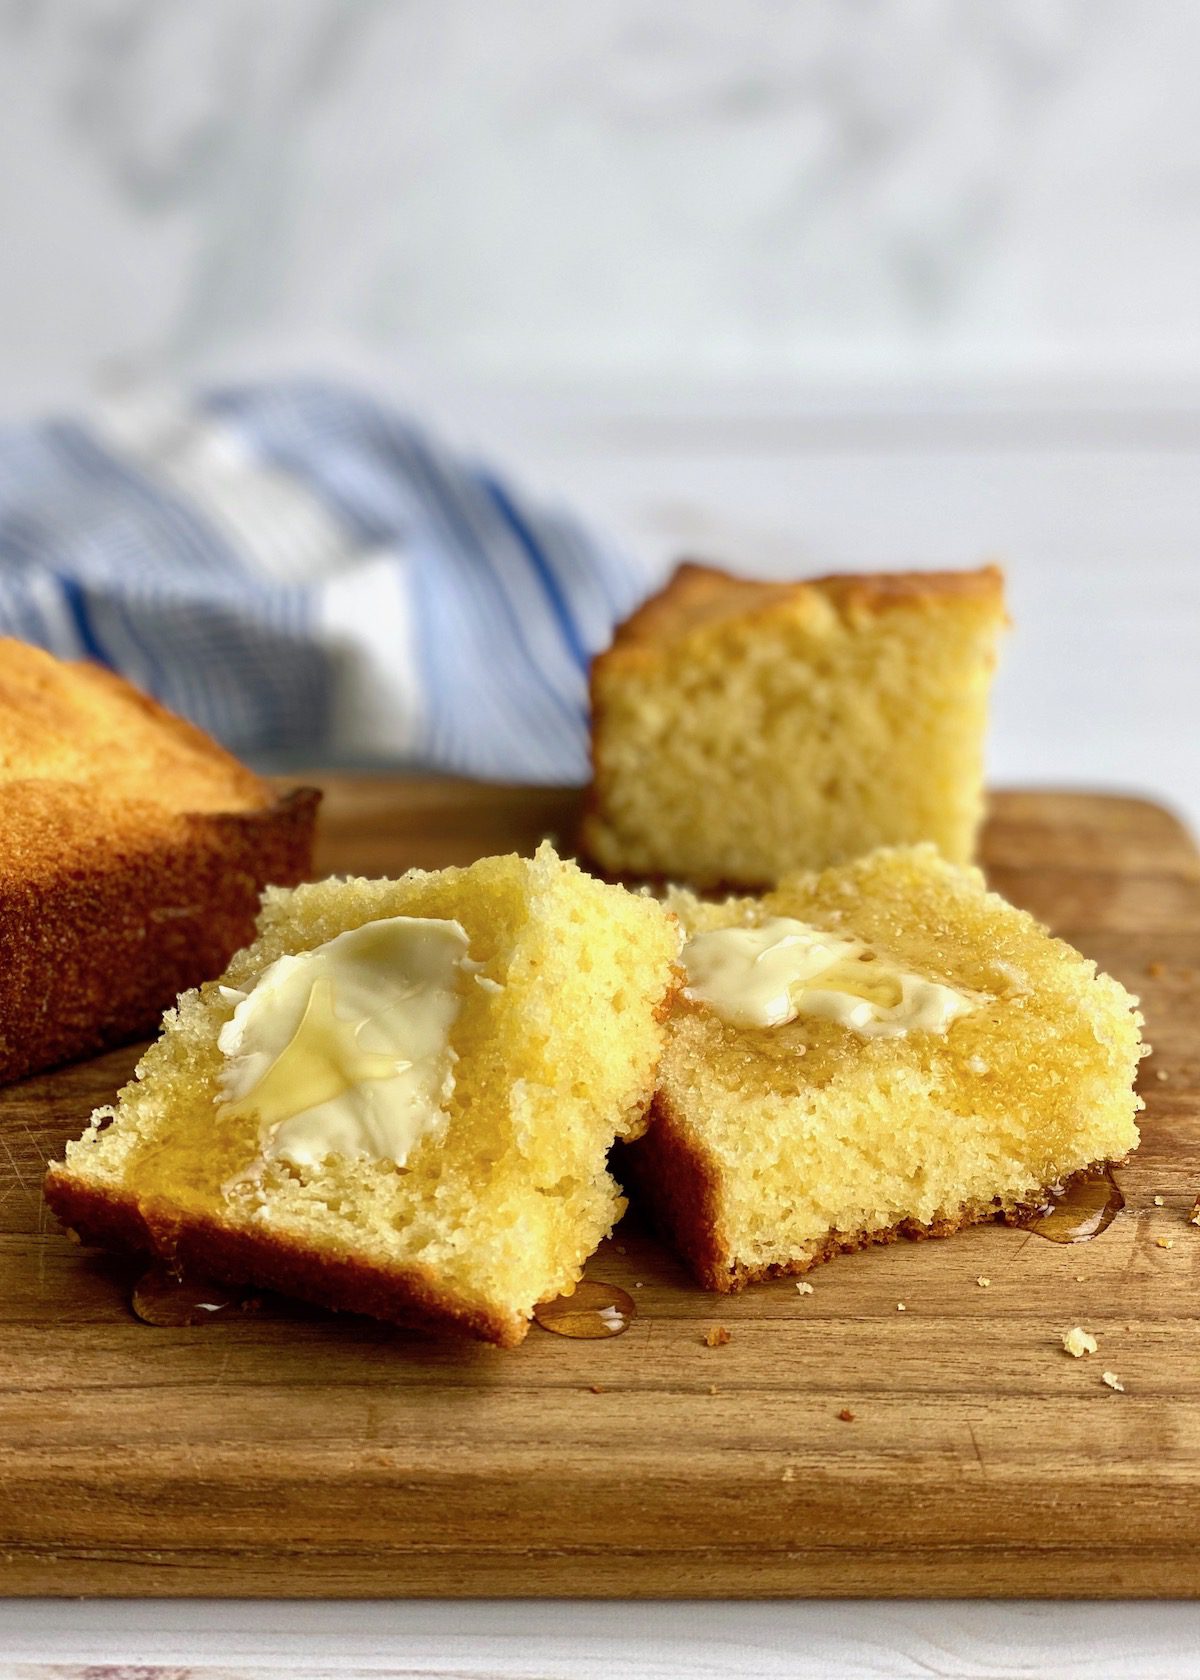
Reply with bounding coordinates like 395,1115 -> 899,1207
580,561 -> 1007,888
0,638 -> 318,1083
622,844 -> 1144,1292
44,842 -> 680,1348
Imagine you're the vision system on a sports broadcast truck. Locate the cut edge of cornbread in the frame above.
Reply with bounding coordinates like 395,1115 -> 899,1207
622,1113 -> 1124,1294
44,842 -> 681,1347
39,1175 -> 529,1344
623,843 -> 1145,1292
581,561 -> 1008,888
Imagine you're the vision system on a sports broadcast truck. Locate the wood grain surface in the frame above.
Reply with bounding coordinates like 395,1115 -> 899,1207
1,777 -> 1198,1600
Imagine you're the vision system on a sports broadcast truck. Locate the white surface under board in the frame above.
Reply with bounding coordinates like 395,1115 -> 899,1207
3,1599 -> 1200,1679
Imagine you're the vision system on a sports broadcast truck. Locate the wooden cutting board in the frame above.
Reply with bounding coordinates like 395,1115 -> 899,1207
2,777 -> 1198,1599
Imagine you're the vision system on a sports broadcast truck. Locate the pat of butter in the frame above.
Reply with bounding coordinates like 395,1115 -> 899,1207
216,916 -> 479,1169
681,916 -> 975,1038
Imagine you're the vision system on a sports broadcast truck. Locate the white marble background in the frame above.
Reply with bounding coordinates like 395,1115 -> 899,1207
0,0 -> 1198,398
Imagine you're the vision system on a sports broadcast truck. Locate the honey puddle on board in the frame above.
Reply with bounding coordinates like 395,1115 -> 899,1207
131,1263 -> 260,1326
533,1279 -> 636,1339
1015,1166 -> 1125,1244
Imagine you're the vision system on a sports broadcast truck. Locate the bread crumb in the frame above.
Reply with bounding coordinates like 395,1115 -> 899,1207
795,1280 -> 814,1295
703,1326 -> 731,1348
1154,1195 -> 1165,1206
1062,1326 -> 1099,1357
634,1282 -> 643,1289
1191,1197 -> 1200,1227
1157,1236 -> 1174,1249
976,1276 -> 990,1288
837,1408 -> 855,1423
1075,1274 -> 1086,1282
896,1301 -> 906,1312
1146,962 -> 1165,978
589,1384 -> 604,1394
1156,1068 -> 1170,1082
781,1465 -> 796,1481
1102,1371 -> 1125,1392
709,1384 -> 719,1396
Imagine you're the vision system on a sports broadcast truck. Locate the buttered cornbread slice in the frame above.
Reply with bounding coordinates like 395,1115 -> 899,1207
623,845 -> 1144,1290
581,562 -> 1006,888
44,843 -> 679,1346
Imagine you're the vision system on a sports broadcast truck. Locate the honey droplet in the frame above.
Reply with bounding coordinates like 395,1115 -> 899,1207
533,1279 -> 635,1339
131,1263 -> 259,1326
1016,1167 -> 1125,1244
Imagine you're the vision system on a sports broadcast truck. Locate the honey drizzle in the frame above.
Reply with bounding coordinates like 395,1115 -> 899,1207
1015,1166 -> 1125,1243
533,1279 -> 636,1339
131,1262 -> 261,1326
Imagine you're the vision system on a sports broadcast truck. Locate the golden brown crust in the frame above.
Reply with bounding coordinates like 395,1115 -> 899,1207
42,1168 -> 526,1348
614,1090 -> 732,1287
0,640 -> 272,813
623,1094 -> 1121,1292
605,560 -> 1007,656
0,642 -> 321,1083
0,782 -> 319,1084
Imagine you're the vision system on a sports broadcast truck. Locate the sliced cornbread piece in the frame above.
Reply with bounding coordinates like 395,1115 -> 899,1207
0,638 -> 317,1082
581,562 -> 1006,888
45,843 -> 680,1346
623,844 -> 1144,1290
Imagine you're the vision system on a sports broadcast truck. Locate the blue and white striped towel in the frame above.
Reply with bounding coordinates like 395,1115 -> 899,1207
0,380 -> 657,782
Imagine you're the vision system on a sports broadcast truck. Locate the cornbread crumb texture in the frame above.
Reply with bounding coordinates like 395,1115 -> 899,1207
0,640 -> 317,1083
1063,1327 -> 1099,1357
44,843 -> 680,1347
582,562 -> 1007,888
625,843 -> 1144,1292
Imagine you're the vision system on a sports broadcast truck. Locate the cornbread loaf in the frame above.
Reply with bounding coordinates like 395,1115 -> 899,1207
0,639 -> 317,1083
45,842 -> 680,1347
581,562 -> 1007,888
623,844 -> 1144,1290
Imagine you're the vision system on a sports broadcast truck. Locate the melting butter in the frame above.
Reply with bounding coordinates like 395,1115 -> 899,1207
217,917 -> 479,1169
681,915 -> 975,1038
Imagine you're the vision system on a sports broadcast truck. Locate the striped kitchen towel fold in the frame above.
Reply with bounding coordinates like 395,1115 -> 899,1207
0,380 -> 657,782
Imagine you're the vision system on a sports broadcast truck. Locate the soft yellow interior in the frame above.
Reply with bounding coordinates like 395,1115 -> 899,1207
586,581 -> 1005,886
59,842 -> 679,1328
658,844 -> 1145,1277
